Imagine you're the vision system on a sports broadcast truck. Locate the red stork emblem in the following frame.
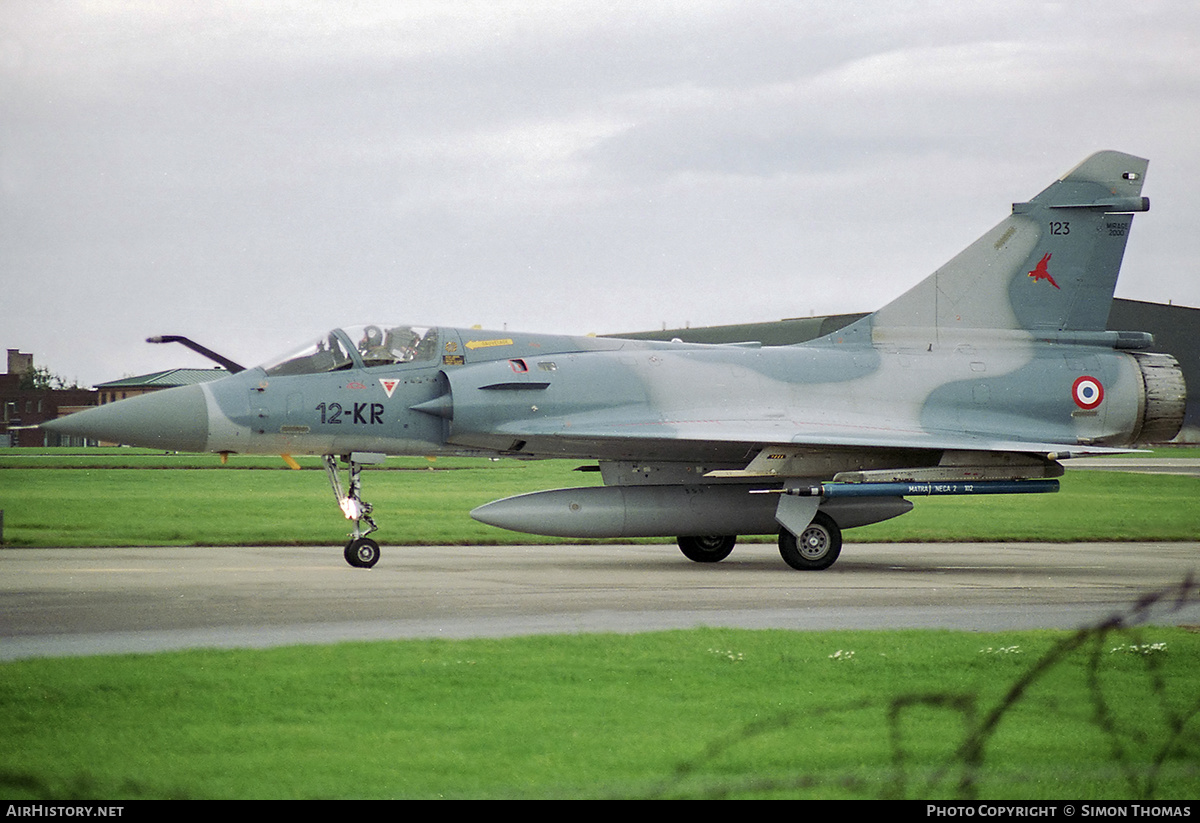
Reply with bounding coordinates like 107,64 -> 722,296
1028,253 -> 1060,289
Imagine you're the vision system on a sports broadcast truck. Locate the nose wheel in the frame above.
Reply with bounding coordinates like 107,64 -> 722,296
344,537 -> 380,569
324,453 -> 383,568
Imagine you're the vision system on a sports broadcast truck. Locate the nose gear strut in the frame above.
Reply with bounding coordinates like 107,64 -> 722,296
323,452 -> 384,568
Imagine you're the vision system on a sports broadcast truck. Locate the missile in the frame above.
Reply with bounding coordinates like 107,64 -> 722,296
758,479 -> 1061,498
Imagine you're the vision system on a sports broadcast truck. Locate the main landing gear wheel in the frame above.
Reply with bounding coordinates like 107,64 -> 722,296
778,512 -> 842,571
677,535 -> 737,563
345,537 -> 380,569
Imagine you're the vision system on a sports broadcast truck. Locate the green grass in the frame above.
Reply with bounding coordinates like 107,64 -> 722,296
3,449 -> 1198,799
1,449 -> 1198,547
2,627 -> 1197,799
0,453 -> 606,547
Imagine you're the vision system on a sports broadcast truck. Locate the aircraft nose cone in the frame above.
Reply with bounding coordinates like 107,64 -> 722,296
42,384 -> 210,451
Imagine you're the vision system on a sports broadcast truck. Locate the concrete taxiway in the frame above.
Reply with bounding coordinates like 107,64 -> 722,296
1068,456 -> 1200,476
2,541 -> 1197,659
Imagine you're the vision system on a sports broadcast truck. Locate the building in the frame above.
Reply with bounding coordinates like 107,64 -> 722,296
2,351 -> 229,447
1,349 -> 98,447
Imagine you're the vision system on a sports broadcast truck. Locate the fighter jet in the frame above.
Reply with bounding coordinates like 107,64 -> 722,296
43,151 -> 1186,570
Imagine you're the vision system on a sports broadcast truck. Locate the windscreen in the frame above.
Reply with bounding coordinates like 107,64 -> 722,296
260,331 -> 355,376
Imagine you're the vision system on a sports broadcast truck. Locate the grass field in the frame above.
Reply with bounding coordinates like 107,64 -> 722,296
2,625 -> 1198,799
1,448 -> 1199,547
2,448 -> 1197,799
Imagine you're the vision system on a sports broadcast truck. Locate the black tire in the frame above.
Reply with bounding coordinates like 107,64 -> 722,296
778,512 -> 841,570
345,537 -> 380,569
677,535 -> 736,563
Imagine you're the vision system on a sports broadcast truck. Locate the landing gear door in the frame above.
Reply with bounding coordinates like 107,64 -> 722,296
775,494 -> 819,536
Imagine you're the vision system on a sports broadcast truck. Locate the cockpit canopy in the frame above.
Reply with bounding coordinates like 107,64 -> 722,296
260,325 -> 440,376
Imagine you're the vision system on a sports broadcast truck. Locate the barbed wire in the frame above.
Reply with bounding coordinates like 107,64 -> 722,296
651,574 -> 1199,800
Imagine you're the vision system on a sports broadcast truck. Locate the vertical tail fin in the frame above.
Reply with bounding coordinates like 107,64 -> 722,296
859,151 -> 1149,341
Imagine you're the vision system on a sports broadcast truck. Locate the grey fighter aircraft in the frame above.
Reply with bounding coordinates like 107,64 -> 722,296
43,151 -> 1186,570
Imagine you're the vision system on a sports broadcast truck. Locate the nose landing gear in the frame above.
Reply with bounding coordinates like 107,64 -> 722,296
323,453 -> 384,568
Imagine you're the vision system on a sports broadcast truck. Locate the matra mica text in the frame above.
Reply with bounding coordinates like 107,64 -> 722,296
926,807 -> 1191,818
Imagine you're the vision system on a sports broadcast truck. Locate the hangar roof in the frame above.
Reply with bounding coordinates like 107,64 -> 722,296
95,368 -> 228,390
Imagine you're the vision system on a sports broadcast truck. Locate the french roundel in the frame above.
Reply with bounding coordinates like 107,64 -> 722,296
1072,376 -> 1104,410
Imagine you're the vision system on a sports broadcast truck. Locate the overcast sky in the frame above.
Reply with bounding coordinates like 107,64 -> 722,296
3,1 -> 1198,387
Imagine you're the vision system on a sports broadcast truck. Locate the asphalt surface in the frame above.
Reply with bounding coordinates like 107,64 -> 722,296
1068,456 -> 1200,476
2,540 -> 1198,659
